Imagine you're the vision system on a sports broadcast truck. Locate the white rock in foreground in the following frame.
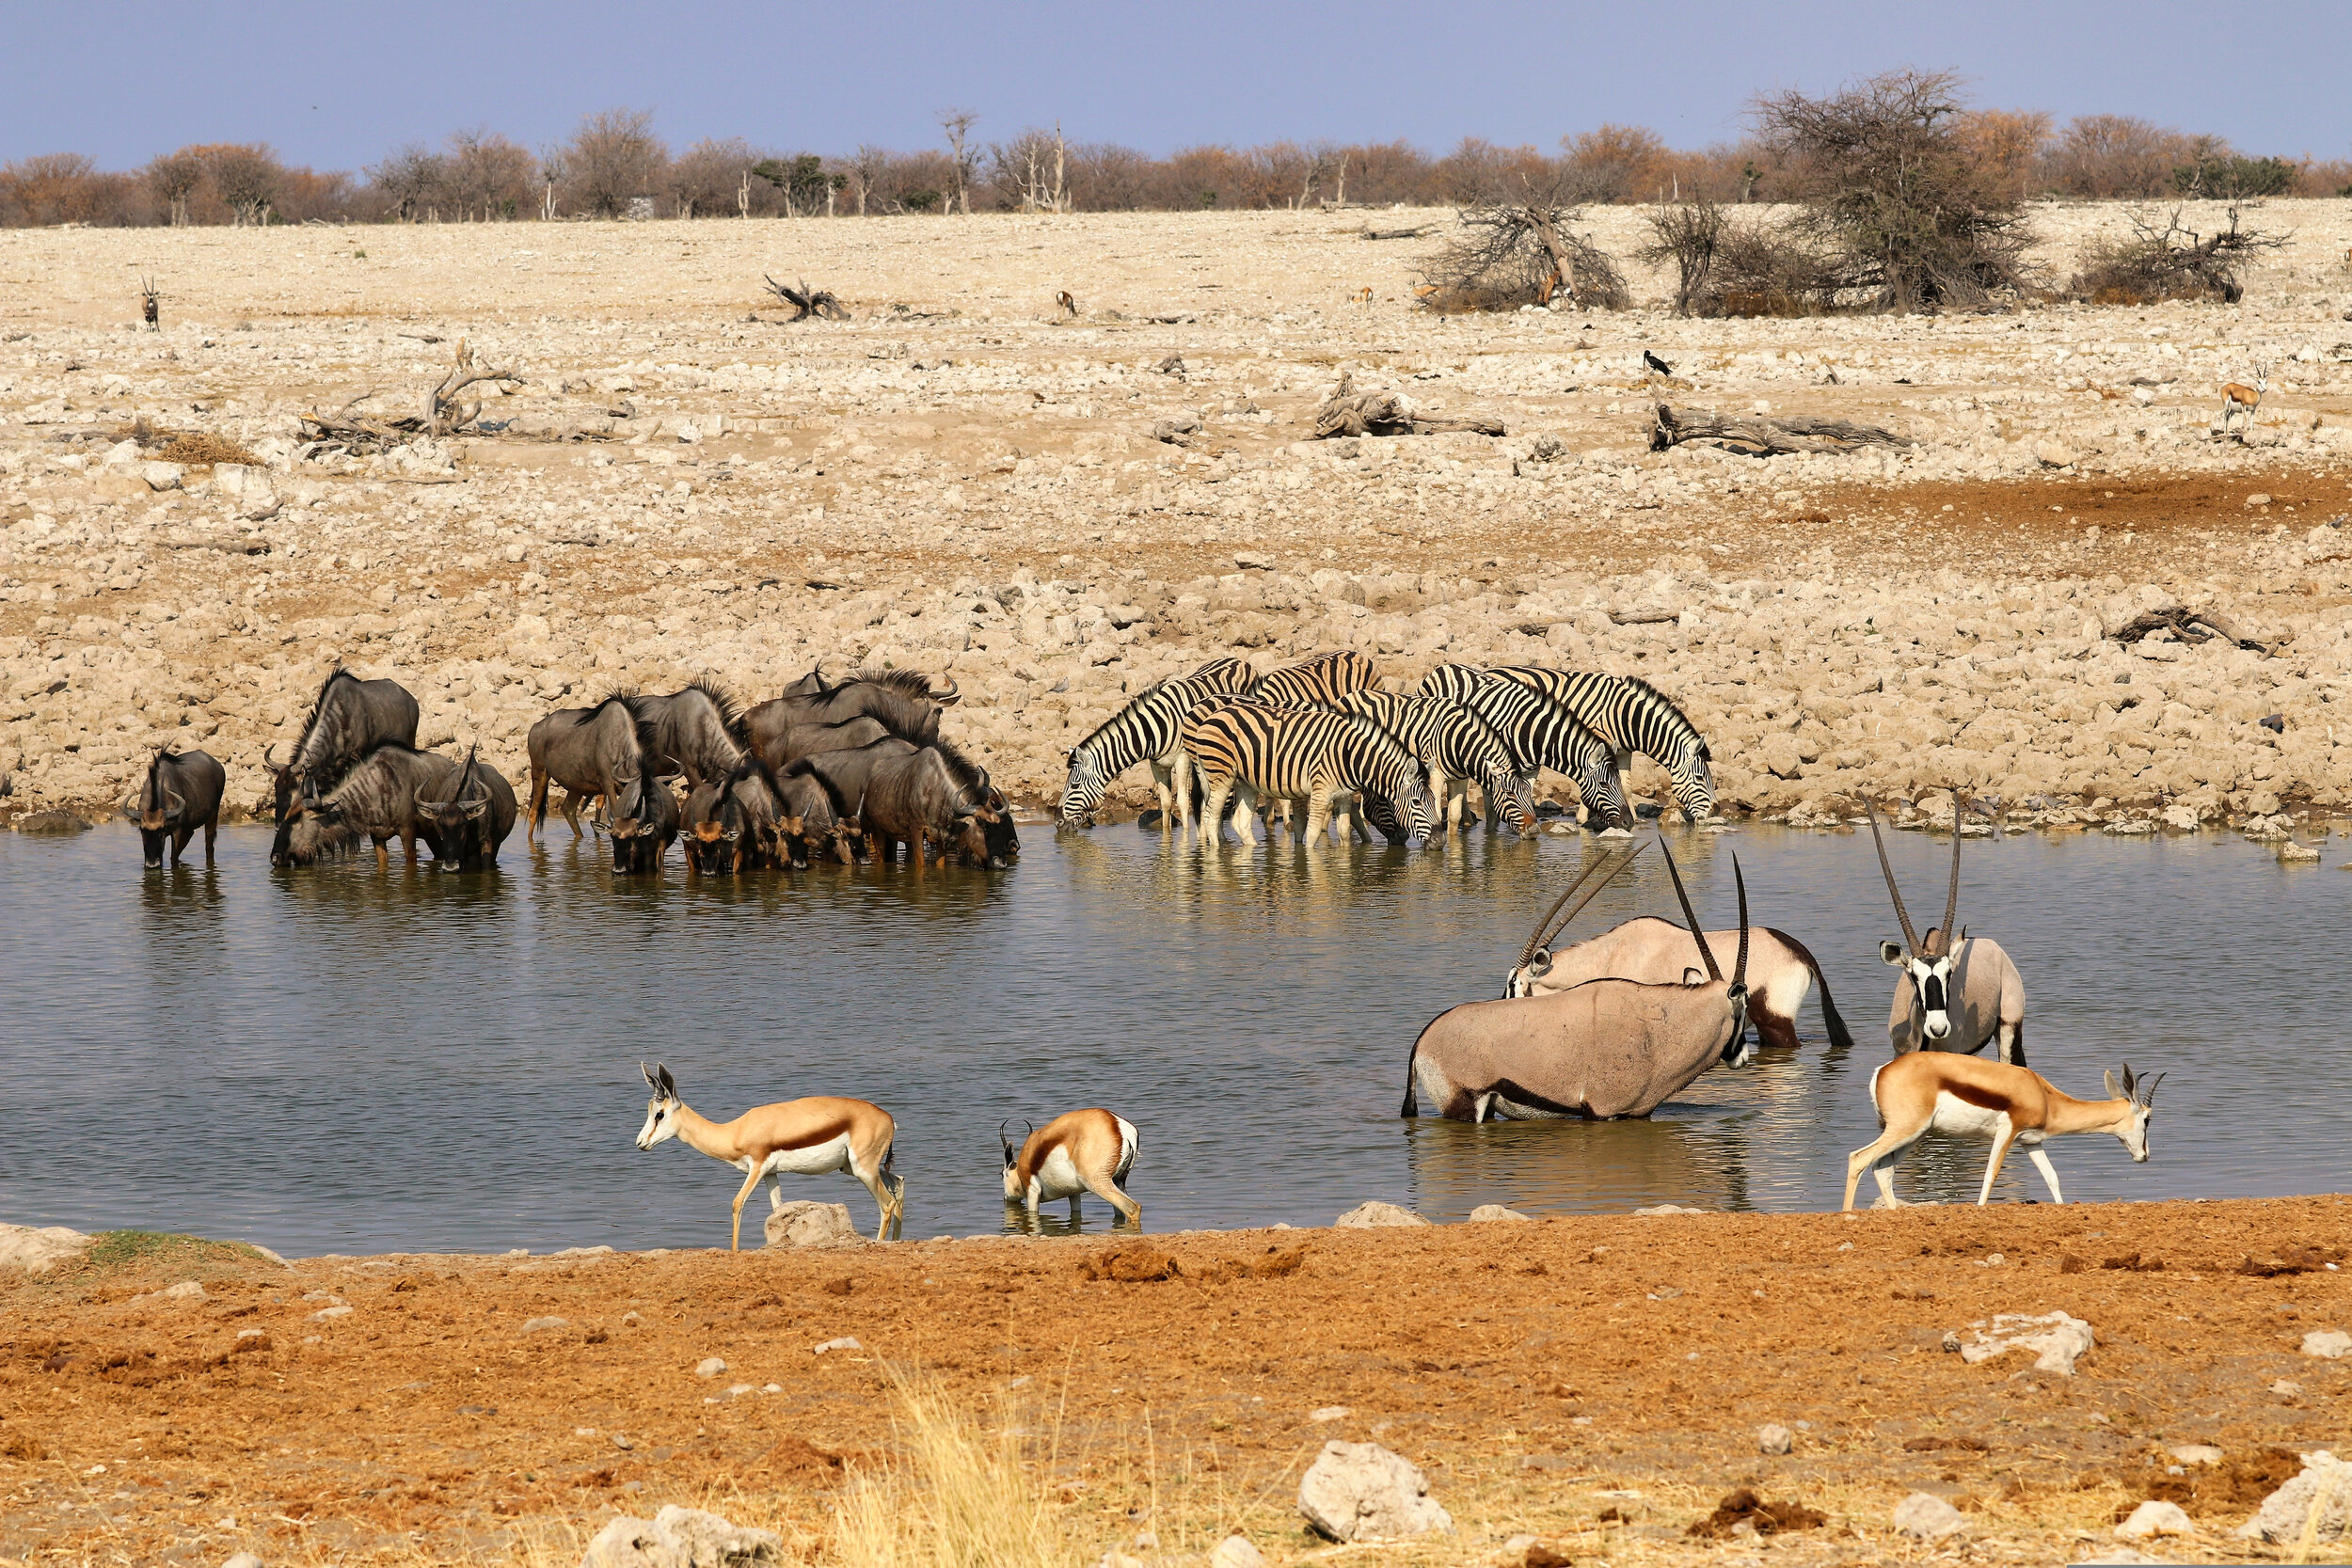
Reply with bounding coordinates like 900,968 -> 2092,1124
1298,1440 -> 1453,1542
1208,1534 -> 1266,1568
1957,1310 -> 2094,1375
1892,1491 -> 1965,1540
764,1200 -> 863,1249
2300,1328 -> 2351,1358
580,1503 -> 783,1567
1468,1204 -> 1531,1223
2236,1449 -> 2352,1544
0,1224 -> 91,1274
2115,1498 -> 2194,1539
1334,1201 -> 1428,1228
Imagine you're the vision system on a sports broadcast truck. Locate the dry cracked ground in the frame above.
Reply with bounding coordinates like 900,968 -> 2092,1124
1,1200 -> 2347,1565
2,202 -> 2351,839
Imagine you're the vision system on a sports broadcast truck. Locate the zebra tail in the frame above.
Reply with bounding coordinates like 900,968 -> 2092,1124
1771,927 -> 1856,1053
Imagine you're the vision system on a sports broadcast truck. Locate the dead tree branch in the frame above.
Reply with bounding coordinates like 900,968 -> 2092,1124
1649,403 -> 1908,456
424,337 -> 522,436
1313,373 -> 1505,438
2108,605 -> 2268,652
297,341 -> 519,455
764,275 -> 849,321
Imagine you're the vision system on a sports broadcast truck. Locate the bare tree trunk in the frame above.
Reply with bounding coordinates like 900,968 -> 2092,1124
1522,208 -> 1580,305
1649,403 -> 1910,455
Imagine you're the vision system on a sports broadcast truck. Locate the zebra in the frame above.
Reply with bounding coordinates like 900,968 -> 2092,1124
1248,650 -> 1378,708
1056,657 -> 1260,831
1327,689 -> 1534,835
1485,666 -> 1715,821
1416,665 -> 1633,831
1181,703 -> 1438,847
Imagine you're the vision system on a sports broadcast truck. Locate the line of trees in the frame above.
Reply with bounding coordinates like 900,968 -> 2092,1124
3,102 -> 2346,229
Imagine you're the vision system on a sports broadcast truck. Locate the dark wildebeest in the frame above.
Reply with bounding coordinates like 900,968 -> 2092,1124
272,743 -> 458,869
416,747 -> 519,870
122,747 -> 225,867
755,713 -> 894,769
745,667 -> 959,764
795,736 -> 1016,868
682,762 -> 786,876
770,762 -> 866,865
525,695 -> 644,842
610,771 -> 680,874
630,678 -> 749,788
268,670 -> 420,827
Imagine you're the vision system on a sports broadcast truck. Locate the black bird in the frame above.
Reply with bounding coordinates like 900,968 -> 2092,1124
1644,350 -> 1674,377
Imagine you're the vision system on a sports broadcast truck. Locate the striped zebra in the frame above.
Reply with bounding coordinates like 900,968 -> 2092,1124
1056,657 -> 1262,830
1417,665 -> 1633,831
1181,702 -> 1438,847
1328,689 -> 1534,834
1486,666 -> 1715,821
1248,650 -> 1378,708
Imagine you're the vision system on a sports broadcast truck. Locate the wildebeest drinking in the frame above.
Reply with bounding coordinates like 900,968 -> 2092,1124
267,670 -> 421,828
121,747 -> 225,867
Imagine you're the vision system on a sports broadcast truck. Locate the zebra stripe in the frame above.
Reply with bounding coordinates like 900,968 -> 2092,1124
1056,657 -> 1264,827
1181,703 -> 1437,847
1486,666 -> 1715,820
1416,664 -> 1632,830
1248,650 -> 1378,708
1328,690 -> 1534,833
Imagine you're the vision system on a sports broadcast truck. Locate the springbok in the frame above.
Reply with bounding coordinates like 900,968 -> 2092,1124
1843,1054 -> 2162,1210
2217,363 -> 2268,438
1001,1110 -> 1140,1226
634,1063 -> 906,1246
1867,804 -> 2026,1065
1402,839 -> 1752,1121
1507,843 -> 1856,1052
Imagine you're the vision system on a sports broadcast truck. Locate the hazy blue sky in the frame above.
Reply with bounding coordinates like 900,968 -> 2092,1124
6,1 -> 2347,169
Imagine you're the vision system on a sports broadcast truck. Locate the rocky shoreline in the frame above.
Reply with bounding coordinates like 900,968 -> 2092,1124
3,205 -> 2349,843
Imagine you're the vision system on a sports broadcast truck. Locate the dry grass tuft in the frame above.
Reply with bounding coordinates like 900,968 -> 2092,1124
829,1369 -> 1083,1568
155,430 -> 261,467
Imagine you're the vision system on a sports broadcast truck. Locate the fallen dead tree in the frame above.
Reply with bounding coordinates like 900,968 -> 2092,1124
1314,373 -> 1504,438
2108,604 -> 2268,652
764,276 -> 850,321
1649,403 -> 1908,456
298,338 -> 522,456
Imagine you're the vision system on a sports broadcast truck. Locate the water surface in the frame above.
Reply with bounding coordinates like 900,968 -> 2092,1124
0,820 -> 2339,1254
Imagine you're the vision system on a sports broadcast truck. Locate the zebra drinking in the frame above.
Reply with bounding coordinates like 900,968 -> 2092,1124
1057,657 -> 1255,830
1180,703 -> 1438,847
1416,665 -> 1633,831
1327,689 -> 1534,834
1484,666 -> 1715,821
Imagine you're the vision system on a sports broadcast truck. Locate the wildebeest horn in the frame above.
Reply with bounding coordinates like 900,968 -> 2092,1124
262,744 -> 283,771
1732,853 -> 1749,992
1865,803 -> 1923,958
1937,796 -> 1963,958
1657,835 -> 1722,984
1518,843 -> 1645,969
930,674 -> 961,705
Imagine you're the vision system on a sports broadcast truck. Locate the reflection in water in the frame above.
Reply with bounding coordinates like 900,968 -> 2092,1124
0,820 -> 2341,1254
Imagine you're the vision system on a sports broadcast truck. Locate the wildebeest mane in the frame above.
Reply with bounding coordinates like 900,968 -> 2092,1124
929,736 -> 990,796
844,667 -> 937,700
683,675 -> 751,743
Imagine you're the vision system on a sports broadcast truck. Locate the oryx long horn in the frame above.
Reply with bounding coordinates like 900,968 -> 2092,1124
1938,796 -> 1963,958
1537,841 -> 1646,954
1732,853 -> 1749,991
1657,835 -> 1721,983
1518,842 -> 1643,968
1865,803 -> 1923,958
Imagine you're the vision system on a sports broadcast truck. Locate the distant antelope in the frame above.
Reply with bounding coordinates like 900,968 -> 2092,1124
1843,1053 -> 2162,1209
1057,290 -> 1078,317
634,1063 -> 906,1246
1867,803 -> 2026,1065
1535,268 -> 1563,307
1353,285 -> 1373,304
139,277 -> 160,331
1001,1110 -> 1140,1226
2217,363 -> 2268,438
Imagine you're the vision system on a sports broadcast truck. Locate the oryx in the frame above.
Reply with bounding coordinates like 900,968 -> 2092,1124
1867,803 -> 2026,1065
1506,842 -> 1855,1052
1402,839 -> 1752,1121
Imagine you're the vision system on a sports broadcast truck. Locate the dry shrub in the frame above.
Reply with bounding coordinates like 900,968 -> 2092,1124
829,1370 -> 1079,1568
1695,216 -> 1846,317
155,432 -> 260,467
2069,204 -> 2284,305
1421,203 -> 1628,312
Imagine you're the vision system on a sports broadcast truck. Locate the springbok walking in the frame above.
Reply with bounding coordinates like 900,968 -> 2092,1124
1843,1054 -> 2162,1209
633,1063 -> 906,1245
1867,804 -> 2026,1064
1001,1109 -> 1140,1226
2217,363 -> 2268,439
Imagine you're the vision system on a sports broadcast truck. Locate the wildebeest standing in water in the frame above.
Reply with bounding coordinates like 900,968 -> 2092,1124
745,666 -> 958,764
267,670 -> 420,828
525,694 -> 644,842
610,770 -> 680,874
789,737 -> 1017,867
272,742 -> 459,869
122,748 -> 225,867
416,748 -> 519,869
628,678 -> 749,788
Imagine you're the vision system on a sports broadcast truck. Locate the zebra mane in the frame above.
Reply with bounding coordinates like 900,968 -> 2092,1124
1072,678 -> 1180,755
1342,710 -> 1417,762
1621,674 -> 1706,750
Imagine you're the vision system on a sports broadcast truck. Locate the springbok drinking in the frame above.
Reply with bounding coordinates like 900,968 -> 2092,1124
633,1063 -> 906,1245
1868,803 -> 2026,1065
1843,1054 -> 2163,1209
1000,1109 -> 1141,1227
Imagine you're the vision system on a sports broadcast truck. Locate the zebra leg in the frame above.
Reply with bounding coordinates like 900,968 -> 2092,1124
1147,759 -> 1175,824
1231,782 -> 1261,847
1303,786 -> 1334,846
1171,751 -> 1194,832
1199,775 -> 1233,847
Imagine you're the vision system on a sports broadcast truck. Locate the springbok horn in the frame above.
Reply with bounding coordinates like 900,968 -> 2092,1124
1865,803 -> 1923,958
2140,1071 -> 2165,1107
998,1118 -> 1015,1159
1657,835 -> 1722,984
1732,853 -> 1749,991
1938,797 -> 1963,958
